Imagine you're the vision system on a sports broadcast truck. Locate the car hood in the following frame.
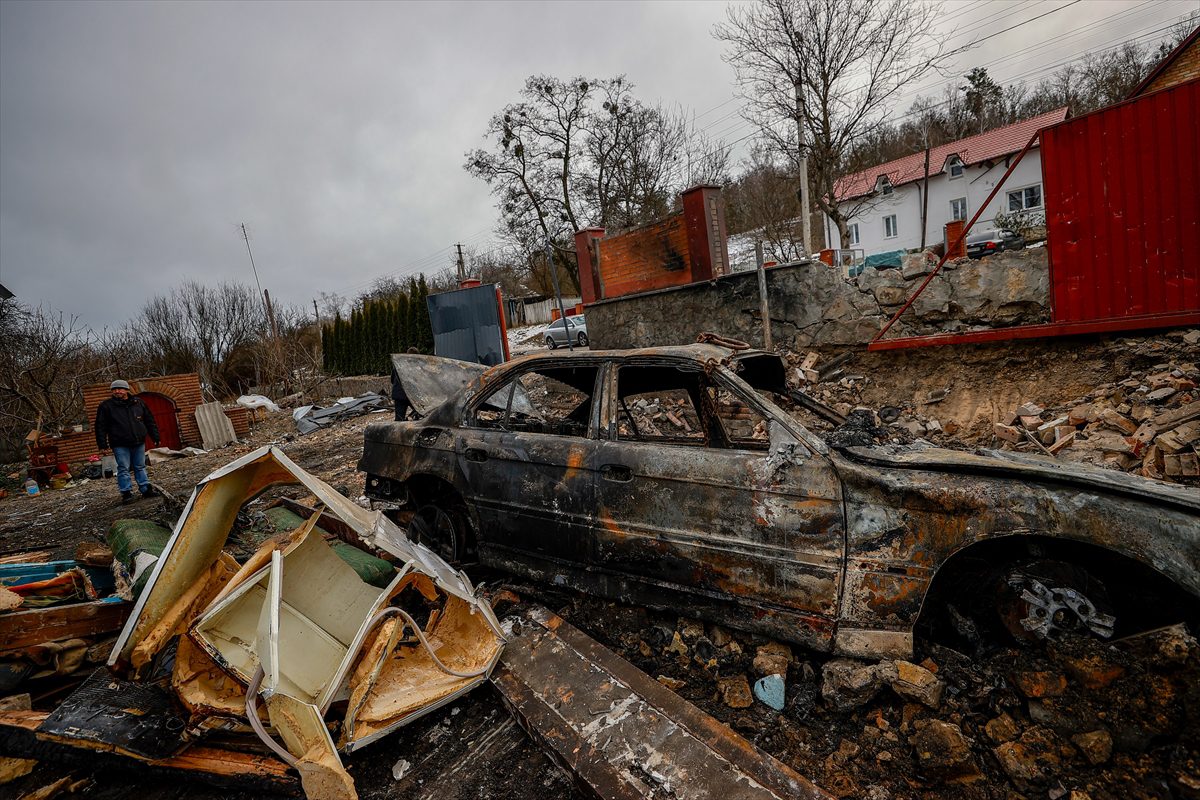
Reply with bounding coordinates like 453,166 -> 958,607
839,442 -> 1200,513
391,354 -> 488,417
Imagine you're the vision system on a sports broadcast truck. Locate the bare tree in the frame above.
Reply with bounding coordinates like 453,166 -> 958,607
465,74 -> 730,289
716,0 -> 948,248
0,299 -> 109,453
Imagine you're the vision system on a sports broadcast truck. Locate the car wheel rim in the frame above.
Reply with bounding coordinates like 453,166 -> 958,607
409,504 -> 460,562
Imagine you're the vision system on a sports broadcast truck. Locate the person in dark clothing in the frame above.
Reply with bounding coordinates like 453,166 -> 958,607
95,379 -> 160,504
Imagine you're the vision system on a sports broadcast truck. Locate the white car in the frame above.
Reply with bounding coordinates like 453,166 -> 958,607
544,316 -> 588,348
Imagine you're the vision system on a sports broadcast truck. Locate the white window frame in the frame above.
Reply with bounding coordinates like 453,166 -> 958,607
883,215 -> 898,239
1007,184 -> 1043,212
878,176 -> 893,196
950,197 -> 968,222
848,223 -> 860,246
948,157 -> 964,179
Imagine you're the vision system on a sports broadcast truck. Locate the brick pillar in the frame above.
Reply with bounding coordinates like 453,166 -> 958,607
681,185 -> 730,282
574,227 -> 605,304
944,220 -> 967,259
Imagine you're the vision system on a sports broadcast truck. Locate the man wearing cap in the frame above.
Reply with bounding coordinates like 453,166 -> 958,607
95,380 -> 160,504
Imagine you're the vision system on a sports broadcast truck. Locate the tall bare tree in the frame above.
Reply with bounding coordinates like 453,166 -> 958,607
716,0 -> 948,248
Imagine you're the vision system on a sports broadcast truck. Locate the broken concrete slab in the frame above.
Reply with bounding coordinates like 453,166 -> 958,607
493,606 -> 832,800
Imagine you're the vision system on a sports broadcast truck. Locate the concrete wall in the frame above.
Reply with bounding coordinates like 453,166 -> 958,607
827,149 -> 1046,256
585,247 -> 1050,351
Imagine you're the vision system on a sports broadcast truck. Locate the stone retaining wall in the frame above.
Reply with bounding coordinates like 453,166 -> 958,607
585,248 -> 1049,350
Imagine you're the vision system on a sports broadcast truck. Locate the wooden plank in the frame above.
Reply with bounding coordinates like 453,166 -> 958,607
0,601 -> 131,652
493,607 -> 833,800
0,710 -> 299,794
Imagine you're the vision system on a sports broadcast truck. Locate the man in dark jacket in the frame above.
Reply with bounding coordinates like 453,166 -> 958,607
95,379 -> 160,504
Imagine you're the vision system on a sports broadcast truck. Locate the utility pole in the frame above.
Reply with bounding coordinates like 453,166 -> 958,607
794,81 -> 812,259
312,298 -> 320,326
241,223 -> 266,315
544,243 -> 573,352
455,243 -> 466,284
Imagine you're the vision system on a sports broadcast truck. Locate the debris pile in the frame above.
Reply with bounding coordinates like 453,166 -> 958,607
988,356 -> 1198,484
547,590 -> 1200,800
783,343 -> 1200,485
1,447 -> 504,800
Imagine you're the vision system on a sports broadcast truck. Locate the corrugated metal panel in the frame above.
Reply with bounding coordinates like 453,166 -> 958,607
1041,79 -> 1200,323
194,402 -> 237,450
427,284 -> 507,366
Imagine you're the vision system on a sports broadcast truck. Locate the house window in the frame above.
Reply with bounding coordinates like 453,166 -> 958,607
1007,184 -> 1042,211
883,215 -> 898,238
950,197 -> 968,221
879,177 -> 893,195
848,223 -> 860,246
949,157 -> 964,178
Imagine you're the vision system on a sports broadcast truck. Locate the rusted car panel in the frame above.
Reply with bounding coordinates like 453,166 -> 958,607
362,345 -> 1200,659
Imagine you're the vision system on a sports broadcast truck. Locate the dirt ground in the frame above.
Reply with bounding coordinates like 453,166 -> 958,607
2,330 -> 1198,799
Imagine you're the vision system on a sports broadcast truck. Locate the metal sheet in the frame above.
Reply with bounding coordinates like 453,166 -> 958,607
427,284 -> 507,366
1041,79 -> 1200,323
193,402 -> 237,450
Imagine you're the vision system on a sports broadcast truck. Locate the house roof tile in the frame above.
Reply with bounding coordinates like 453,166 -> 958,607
834,107 -> 1068,202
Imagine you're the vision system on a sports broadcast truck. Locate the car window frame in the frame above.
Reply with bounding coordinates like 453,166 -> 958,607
598,357 -> 817,457
462,358 -> 605,440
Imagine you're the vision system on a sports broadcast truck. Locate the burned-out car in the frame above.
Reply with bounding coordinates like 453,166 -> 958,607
360,345 -> 1200,658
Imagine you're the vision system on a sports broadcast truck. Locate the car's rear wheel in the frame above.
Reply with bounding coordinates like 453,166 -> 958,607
577,332 -> 588,347
995,559 -> 1115,643
546,335 -> 557,349
408,503 -> 469,563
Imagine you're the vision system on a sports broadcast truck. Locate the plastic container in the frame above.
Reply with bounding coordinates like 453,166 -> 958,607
24,478 -> 39,496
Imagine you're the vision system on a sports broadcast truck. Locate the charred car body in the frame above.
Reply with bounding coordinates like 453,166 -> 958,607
360,345 -> 1200,658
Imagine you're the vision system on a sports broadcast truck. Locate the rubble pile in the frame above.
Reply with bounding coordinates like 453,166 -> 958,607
988,357 -> 1199,485
783,339 -> 1200,485
549,590 -> 1200,800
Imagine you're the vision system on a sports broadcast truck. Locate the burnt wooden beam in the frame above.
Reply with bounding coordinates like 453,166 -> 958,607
0,710 -> 299,795
492,606 -> 834,800
0,601 -> 131,652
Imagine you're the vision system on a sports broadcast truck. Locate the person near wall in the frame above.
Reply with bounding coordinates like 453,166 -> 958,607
95,379 -> 160,504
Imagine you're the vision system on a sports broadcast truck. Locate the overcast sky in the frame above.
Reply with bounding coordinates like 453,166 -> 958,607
1,0 -> 1194,330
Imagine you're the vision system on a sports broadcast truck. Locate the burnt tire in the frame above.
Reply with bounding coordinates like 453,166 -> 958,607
408,503 -> 470,564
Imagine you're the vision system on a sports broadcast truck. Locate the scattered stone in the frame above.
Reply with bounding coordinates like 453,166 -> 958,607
994,728 -> 1057,783
910,720 -> 983,783
1071,729 -> 1113,765
752,649 -> 790,679
656,675 -> 686,691
1053,649 -> 1125,690
708,624 -> 733,647
664,631 -> 689,658
885,660 -> 945,708
753,674 -> 786,711
717,674 -> 754,708
822,659 -> 887,710
985,713 -> 1021,744
1011,670 -> 1068,698
1147,386 -> 1177,403
1114,623 -> 1196,667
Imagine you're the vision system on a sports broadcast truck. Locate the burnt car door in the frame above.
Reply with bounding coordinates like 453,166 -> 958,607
456,361 -> 603,572
592,360 -> 845,649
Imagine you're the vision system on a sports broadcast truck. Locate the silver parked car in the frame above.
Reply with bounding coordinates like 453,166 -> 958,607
544,315 -> 588,348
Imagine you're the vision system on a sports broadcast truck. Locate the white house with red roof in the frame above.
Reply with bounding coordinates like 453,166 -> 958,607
826,107 -> 1068,257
